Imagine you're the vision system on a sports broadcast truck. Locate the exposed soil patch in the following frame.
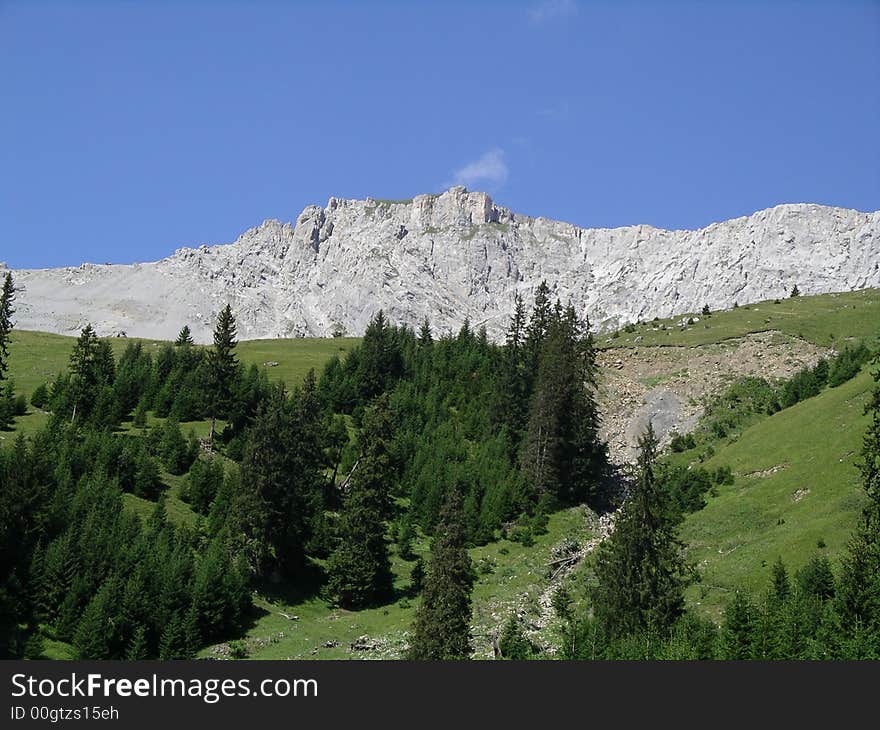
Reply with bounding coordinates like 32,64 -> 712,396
596,331 -> 831,464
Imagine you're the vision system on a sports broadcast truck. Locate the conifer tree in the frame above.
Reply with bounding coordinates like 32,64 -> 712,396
356,311 -> 402,401
93,340 -> 116,385
231,385 -> 317,575
158,612 -> 188,660
159,418 -> 187,473
861,355 -> 880,509
126,624 -> 149,660
498,614 -> 536,659
591,423 -> 692,638
68,325 -> 99,424
521,302 -> 605,505
327,397 -> 395,609
407,489 -> 475,659
771,557 -> 791,602
207,304 -> 238,444
0,272 -> 15,382
722,591 -> 756,659
73,578 -> 120,659
796,554 -> 835,601
175,325 -> 194,346
418,316 -> 433,347
524,280 -> 552,374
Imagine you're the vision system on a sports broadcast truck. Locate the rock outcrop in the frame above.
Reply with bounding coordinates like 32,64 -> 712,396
9,187 -> 880,341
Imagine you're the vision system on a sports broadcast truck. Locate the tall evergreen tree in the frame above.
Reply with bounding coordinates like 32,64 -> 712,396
73,578 -> 121,659
0,272 -> 15,382
207,304 -> 238,444
356,311 -> 402,402
591,423 -> 692,638
521,302 -> 605,505
68,325 -> 99,424
126,624 -> 149,660
175,325 -> 194,346
231,384 -> 319,575
418,316 -> 433,348
326,397 -> 395,609
407,488 -> 475,659
861,355 -> 880,509
722,591 -> 756,659
524,280 -> 552,375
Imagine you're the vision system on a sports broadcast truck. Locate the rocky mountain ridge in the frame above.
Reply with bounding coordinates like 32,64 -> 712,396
6,186 -> 879,342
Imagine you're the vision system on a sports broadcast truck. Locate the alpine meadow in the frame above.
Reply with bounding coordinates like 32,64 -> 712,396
2,266 -> 879,659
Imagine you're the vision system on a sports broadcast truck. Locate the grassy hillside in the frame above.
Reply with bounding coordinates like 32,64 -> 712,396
199,506 -> 593,659
3,288 -> 878,656
1,330 -> 359,436
680,365 -> 873,620
579,289 -> 879,623
601,288 -> 880,350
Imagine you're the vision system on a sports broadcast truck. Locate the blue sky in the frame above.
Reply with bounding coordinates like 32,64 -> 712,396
2,0 -> 878,268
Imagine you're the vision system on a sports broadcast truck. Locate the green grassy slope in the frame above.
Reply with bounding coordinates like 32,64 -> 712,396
199,506 -> 592,659
680,366 -> 873,619
601,288 -> 880,350
1,330 -> 359,436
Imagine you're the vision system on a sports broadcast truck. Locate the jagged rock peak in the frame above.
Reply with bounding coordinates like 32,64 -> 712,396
8,193 -> 880,343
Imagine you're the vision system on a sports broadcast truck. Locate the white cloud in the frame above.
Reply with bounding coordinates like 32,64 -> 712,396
528,0 -> 578,25
448,148 -> 509,191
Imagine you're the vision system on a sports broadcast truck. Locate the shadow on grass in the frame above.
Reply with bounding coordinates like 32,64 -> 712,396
252,559 -> 328,608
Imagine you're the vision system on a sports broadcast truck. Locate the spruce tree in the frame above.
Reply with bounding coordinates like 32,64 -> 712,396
175,325 -> 194,346
771,557 -> 791,602
861,354 -> 880,509
207,304 -> 238,444
797,554 -> 835,601
591,423 -> 692,638
158,612 -> 188,660
521,302 -> 605,505
327,397 -> 395,609
68,325 -> 99,424
407,489 -> 475,659
356,311 -> 401,401
418,316 -> 433,347
0,272 -> 15,382
722,591 -> 756,659
231,384 -> 318,575
524,280 -> 552,375
498,614 -> 535,659
126,624 -> 149,660
73,578 -> 120,659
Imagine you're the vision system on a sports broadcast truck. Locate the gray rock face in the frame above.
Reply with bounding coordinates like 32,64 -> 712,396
9,186 -> 880,342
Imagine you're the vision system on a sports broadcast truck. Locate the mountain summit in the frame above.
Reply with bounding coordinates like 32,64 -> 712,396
9,187 -> 880,341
